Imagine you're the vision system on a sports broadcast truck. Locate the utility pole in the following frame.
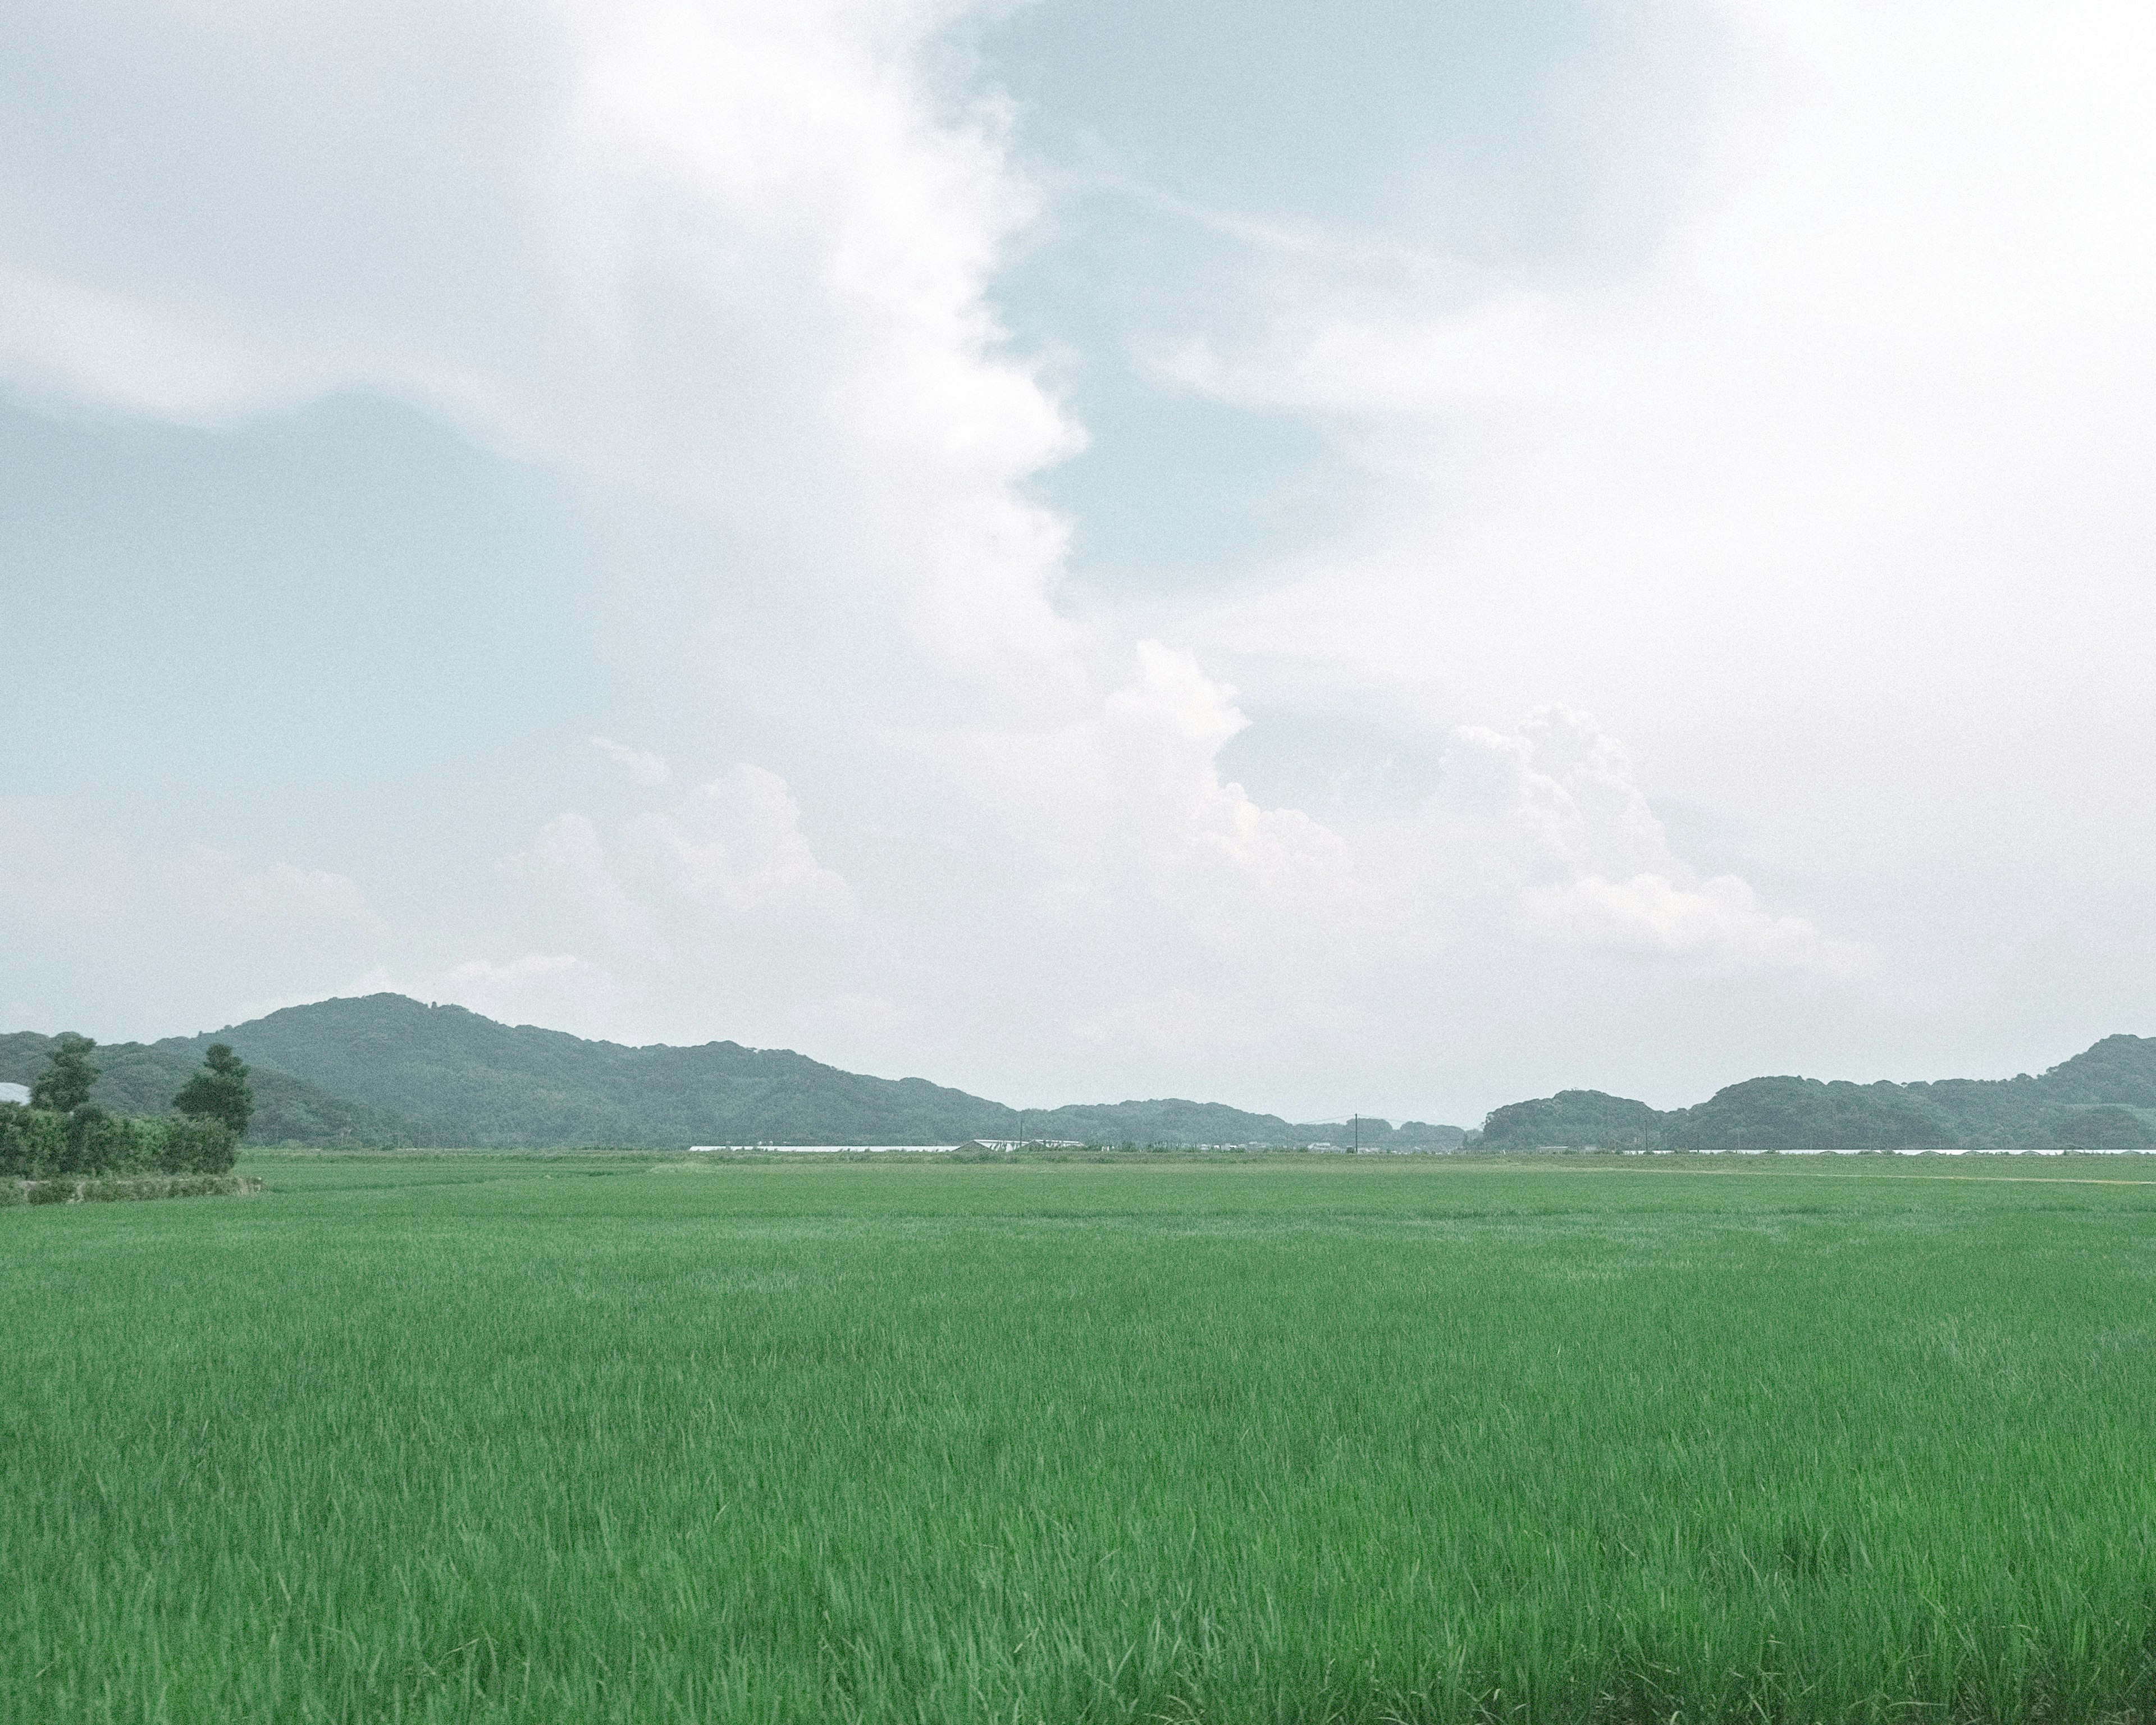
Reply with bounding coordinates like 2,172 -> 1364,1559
1353,1114 -> 1359,1153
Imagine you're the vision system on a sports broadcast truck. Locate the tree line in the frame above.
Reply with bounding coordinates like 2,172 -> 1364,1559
0,1037 -> 251,1178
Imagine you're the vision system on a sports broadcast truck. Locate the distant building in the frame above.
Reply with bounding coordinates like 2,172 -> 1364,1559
0,1082 -> 29,1106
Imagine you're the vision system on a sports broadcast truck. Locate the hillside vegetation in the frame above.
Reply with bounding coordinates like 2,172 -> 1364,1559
12,993 -> 2150,1149
1477,1034 -> 2156,1151
143,995 -> 1464,1149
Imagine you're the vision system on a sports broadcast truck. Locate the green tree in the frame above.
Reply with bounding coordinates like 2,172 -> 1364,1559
31,1034 -> 99,1114
174,1044 -> 254,1139
62,1104 -> 127,1176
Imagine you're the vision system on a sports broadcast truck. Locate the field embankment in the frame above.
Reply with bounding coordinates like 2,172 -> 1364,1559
3,1172 -> 260,1206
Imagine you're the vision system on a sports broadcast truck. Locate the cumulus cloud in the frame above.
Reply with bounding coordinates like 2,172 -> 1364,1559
922,640 -> 1365,966
8,0 -> 2059,1117
591,737 -> 673,787
1089,0 -> 2156,1099
0,0 -> 1084,699
522,765 -> 854,952
1423,711 -> 1862,973
0,0 -> 1111,1062
913,651 -> 1838,1074
1176,0 -> 2156,725
543,0 -> 1086,701
387,766 -> 864,1047
1524,873 -> 1851,970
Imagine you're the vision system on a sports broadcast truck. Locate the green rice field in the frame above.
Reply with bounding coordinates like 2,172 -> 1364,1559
5,1151 -> 2156,1724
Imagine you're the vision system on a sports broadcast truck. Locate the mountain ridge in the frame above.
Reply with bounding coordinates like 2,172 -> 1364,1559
1475,1033 -> 2156,1151
130,993 -> 1461,1148
13,993 -> 2150,1151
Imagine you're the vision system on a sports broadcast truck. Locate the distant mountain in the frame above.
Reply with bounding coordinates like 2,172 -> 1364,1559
112,993 -> 1465,1149
1474,1034 -> 2156,1151
150,996 -> 1010,1147
17,995 -> 2148,1152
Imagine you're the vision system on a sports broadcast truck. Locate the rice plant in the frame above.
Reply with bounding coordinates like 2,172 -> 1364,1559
4,1152 -> 2153,1722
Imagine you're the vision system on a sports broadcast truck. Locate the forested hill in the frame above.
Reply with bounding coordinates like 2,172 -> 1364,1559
1475,1033 -> 2156,1151
151,996 -> 1010,1146
17,993 -> 2148,1151
126,994 -> 1463,1148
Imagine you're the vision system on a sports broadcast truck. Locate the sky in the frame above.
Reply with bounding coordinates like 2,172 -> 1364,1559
3,0 -> 2153,1128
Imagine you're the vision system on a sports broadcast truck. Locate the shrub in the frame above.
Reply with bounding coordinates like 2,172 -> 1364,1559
0,1102 -> 65,1178
25,1180 -> 72,1204
0,1105 -> 234,1179
157,1115 -> 237,1175
65,1107 -> 174,1175
64,1106 -> 149,1175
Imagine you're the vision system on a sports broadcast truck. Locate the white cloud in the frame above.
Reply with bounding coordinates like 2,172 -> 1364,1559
1524,873 -> 1853,971
0,801 -> 383,1037
1102,0 -> 2156,1093
212,862 -> 373,927
0,0 -> 1086,704
10,0 -> 2134,1120
1175,0 -> 2156,726
0,261 -> 322,423
1417,711 -> 1861,973
0,805 -> 373,932
522,765 -> 854,952
591,737 -> 673,787
391,765 -> 866,1048
912,651 -> 1839,1081
922,640 -> 1365,960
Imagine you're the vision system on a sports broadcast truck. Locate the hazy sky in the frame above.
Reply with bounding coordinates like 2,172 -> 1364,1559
4,1 -> 2153,1126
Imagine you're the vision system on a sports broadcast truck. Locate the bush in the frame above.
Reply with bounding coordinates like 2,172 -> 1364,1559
157,1115 -> 237,1175
0,1104 -> 234,1178
0,1102 -> 65,1178
65,1106 -> 159,1176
